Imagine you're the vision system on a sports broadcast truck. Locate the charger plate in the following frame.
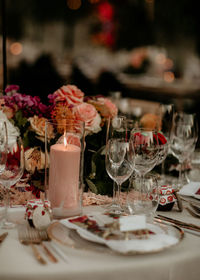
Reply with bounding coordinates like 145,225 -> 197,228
48,214 -> 184,255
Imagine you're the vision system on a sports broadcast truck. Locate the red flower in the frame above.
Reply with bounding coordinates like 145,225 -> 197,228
157,132 -> 167,145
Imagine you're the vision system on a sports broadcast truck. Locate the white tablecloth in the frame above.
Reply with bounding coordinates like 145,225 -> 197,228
0,205 -> 200,280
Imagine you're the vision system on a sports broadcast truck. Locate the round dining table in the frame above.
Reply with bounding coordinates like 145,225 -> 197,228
0,204 -> 200,280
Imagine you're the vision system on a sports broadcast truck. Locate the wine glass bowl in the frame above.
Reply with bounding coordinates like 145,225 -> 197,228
0,120 -> 7,174
130,128 -> 159,176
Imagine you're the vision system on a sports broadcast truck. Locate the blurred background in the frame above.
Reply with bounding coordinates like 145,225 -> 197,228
1,0 -> 200,111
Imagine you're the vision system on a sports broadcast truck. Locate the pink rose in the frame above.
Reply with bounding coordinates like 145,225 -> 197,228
49,84 -> 84,106
88,97 -> 118,119
73,103 -> 101,135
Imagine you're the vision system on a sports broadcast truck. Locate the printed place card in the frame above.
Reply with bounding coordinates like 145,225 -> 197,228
119,215 -> 146,232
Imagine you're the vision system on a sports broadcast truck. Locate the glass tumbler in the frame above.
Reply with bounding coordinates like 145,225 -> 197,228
126,173 -> 159,221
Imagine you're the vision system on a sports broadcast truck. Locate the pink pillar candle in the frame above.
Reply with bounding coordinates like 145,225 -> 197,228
48,143 -> 81,216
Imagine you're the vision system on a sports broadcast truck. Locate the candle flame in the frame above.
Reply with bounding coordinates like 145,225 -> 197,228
64,132 -> 67,148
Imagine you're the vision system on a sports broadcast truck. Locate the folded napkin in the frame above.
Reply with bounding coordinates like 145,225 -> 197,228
179,182 -> 200,198
61,217 -> 179,254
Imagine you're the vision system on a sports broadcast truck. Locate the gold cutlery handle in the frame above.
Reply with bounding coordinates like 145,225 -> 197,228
0,232 -> 8,243
30,244 -> 47,265
41,242 -> 58,263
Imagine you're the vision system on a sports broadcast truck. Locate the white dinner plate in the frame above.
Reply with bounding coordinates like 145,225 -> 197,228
48,214 -> 184,255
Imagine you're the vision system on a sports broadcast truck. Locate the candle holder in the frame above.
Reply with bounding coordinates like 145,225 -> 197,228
45,119 -> 85,219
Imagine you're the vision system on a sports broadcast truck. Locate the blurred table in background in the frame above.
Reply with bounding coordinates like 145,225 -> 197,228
117,73 -> 200,111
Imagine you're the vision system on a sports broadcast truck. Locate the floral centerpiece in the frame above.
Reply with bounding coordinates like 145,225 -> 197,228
0,84 -> 118,201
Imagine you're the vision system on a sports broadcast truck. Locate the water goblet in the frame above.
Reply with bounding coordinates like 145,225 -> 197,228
0,136 -> 25,229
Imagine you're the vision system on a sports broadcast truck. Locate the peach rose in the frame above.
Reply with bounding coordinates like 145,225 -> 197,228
88,97 -> 118,119
50,84 -> 84,106
28,115 -> 54,141
73,103 -> 101,135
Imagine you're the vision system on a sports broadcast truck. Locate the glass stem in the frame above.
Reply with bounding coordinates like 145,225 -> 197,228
116,182 -> 121,207
178,162 -> 183,190
161,160 -> 165,179
3,188 -> 9,224
112,181 -> 117,205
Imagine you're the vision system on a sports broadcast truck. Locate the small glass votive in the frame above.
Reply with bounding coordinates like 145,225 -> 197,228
45,119 -> 85,219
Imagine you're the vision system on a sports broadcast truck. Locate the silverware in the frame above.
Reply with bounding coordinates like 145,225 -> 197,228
189,203 -> 200,214
0,232 -> 8,243
18,225 -> 47,265
185,207 -> 200,219
22,225 -> 58,263
156,214 -> 200,232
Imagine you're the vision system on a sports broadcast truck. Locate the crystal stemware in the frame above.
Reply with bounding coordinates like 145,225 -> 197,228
0,136 -> 25,229
129,127 -> 159,209
0,120 -> 8,174
157,104 -> 174,176
105,116 -> 134,215
170,112 -> 198,190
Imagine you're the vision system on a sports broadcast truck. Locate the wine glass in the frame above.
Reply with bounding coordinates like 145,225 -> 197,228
0,120 -> 8,174
170,112 -> 198,190
105,116 -> 134,215
130,128 -> 159,205
0,135 -> 25,229
156,104 -> 174,182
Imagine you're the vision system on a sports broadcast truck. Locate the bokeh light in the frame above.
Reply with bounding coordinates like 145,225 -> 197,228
67,0 -> 81,10
10,42 -> 23,55
163,71 -> 175,83
88,0 -> 100,3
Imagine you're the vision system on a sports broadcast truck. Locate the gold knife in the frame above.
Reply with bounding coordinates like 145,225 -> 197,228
156,215 -> 200,232
0,232 -> 8,243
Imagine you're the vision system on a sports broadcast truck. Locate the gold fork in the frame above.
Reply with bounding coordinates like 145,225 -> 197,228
18,225 -> 47,265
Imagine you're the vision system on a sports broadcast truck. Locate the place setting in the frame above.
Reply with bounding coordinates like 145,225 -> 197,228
0,83 -> 200,271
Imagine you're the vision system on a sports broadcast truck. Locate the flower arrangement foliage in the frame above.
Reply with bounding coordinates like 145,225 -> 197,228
0,84 -> 118,196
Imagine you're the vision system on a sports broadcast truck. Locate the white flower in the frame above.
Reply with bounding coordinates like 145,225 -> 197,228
25,148 -> 46,173
0,111 -> 20,149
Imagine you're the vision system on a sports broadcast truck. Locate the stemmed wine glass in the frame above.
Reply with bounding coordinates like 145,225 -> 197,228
170,112 -> 198,190
156,104 -> 174,180
0,135 -> 25,229
129,127 -> 159,213
105,116 -> 134,215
